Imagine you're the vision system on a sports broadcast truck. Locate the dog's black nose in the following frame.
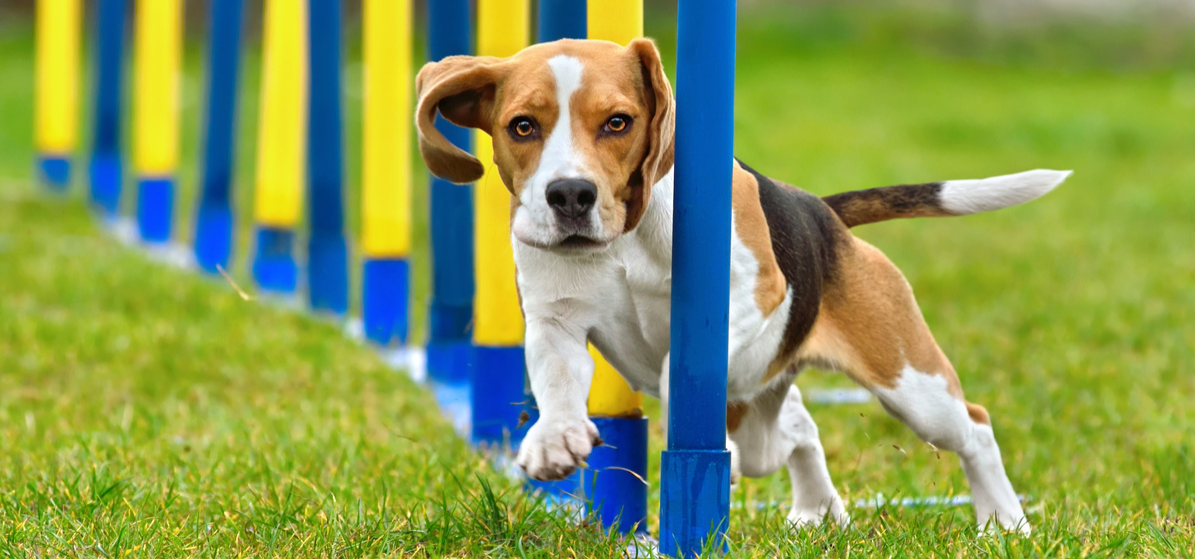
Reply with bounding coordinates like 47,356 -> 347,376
546,179 -> 597,219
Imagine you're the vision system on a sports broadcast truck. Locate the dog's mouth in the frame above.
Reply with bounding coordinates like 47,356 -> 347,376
554,235 -> 608,252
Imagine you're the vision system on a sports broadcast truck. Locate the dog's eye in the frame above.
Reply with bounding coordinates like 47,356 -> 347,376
509,117 -> 536,138
604,115 -> 631,134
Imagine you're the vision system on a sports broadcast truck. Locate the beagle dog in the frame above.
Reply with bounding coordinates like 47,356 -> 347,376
415,38 -> 1068,534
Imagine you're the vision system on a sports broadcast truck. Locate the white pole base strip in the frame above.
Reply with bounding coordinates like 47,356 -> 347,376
724,493 -> 1029,510
142,241 -> 195,270
104,216 -> 141,246
854,493 -> 1029,509
381,346 -> 427,383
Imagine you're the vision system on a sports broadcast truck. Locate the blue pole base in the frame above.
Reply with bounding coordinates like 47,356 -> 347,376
585,416 -> 650,535
308,233 -> 348,316
194,204 -> 234,275
469,345 -> 526,447
251,226 -> 297,294
426,337 -> 472,385
135,176 -> 175,244
38,155 -> 72,192
88,152 -> 122,218
363,258 -> 410,347
659,449 -> 731,558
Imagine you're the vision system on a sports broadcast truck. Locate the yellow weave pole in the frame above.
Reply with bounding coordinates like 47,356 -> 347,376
586,0 -> 644,419
470,0 -> 529,446
250,0 -> 307,293
360,0 -> 414,346
35,0 -> 81,188
132,0 -> 181,178
362,0 -> 412,259
132,0 -> 182,242
254,0 -> 307,229
473,0 -> 529,348
588,0 -> 643,47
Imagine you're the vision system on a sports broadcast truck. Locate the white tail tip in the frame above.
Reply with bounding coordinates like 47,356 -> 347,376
939,169 -> 1071,215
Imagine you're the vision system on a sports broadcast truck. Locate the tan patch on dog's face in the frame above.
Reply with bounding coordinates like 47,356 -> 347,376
414,39 -> 674,252
732,162 -> 787,316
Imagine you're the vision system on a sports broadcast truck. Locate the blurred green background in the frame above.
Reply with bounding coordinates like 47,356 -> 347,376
1,1 -> 1193,557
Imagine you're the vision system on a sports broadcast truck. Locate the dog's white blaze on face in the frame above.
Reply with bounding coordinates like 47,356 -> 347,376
512,55 -> 601,247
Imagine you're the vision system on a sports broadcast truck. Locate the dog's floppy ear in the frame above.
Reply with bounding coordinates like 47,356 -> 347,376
415,56 -> 503,184
629,39 -> 675,192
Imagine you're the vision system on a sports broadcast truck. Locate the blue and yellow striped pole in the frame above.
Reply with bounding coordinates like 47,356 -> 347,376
252,0 -> 306,294
35,0 -> 81,191
660,0 -> 736,554
88,0 -> 127,218
361,0 -> 413,346
194,0 -> 246,274
132,0 -> 182,244
426,0 -> 475,389
471,0 -> 530,448
584,0 -> 649,535
306,0 -> 349,316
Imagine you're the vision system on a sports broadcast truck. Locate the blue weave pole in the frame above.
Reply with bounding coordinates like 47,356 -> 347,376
525,0 -> 597,520
89,0 -> 127,218
38,157 -> 71,191
252,227 -> 298,295
136,177 -> 175,244
363,259 -> 410,346
658,0 -> 737,555
538,0 -> 587,43
306,0 -> 349,316
425,0 -> 475,386
194,0 -> 244,275
585,416 -> 649,534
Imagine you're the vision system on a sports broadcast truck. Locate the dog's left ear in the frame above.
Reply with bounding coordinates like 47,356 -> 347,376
628,39 -> 675,192
415,55 -> 504,184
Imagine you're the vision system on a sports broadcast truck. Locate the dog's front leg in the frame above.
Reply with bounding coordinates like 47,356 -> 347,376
516,315 -> 601,481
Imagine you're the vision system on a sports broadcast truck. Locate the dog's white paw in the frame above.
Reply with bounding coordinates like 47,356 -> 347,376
786,498 -> 849,529
516,416 -> 601,481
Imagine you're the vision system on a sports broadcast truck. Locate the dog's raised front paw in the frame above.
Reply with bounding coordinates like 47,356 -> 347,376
516,416 -> 601,481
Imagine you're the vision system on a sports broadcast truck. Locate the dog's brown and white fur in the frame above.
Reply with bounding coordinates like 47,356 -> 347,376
416,38 -> 1069,534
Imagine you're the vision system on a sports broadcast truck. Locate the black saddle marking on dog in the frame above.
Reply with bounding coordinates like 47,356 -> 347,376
738,160 -> 843,359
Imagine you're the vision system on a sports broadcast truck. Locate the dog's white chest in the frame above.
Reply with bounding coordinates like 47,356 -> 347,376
513,176 -> 793,403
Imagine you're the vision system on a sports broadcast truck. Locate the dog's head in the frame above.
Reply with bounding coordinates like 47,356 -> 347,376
416,39 -> 674,253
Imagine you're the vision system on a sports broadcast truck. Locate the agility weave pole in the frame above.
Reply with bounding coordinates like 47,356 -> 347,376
362,0 -> 414,349
34,0 -> 80,192
132,0 -> 182,245
584,0 -> 652,537
659,0 -> 737,554
471,0 -> 531,451
252,0 -> 307,295
88,0 -> 126,218
306,0 -> 350,316
425,0 -> 476,394
194,0 -> 246,276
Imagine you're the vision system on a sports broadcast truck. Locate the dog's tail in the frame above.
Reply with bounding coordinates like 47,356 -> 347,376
822,169 -> 1071,228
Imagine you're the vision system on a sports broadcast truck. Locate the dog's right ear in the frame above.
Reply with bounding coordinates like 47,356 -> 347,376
415,56 -> 504,184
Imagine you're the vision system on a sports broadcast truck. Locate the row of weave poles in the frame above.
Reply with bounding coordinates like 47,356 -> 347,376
32,0 -> 737,555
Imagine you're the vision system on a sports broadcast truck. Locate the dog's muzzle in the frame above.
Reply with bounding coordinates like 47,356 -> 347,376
546,178 -> 597,236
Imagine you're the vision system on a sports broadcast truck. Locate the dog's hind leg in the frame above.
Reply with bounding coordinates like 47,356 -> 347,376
730,377 -> 848,527
802,237 -> 1029,534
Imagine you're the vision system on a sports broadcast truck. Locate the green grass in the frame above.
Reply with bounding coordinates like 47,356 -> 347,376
3,5 -> 1195,557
